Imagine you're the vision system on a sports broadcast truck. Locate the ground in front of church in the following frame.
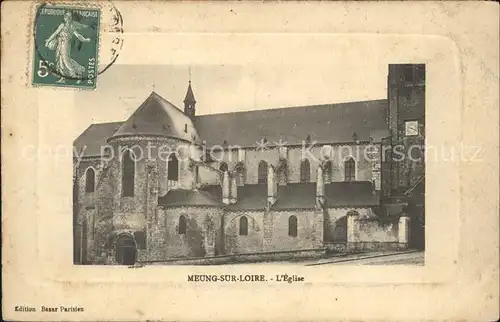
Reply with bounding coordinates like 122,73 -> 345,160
236,250 -> 425,266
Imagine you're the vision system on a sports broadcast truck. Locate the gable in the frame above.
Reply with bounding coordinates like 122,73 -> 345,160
112,91 -> 200,143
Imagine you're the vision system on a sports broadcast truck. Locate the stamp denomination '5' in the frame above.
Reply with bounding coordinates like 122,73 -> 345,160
32,5 -> 100,89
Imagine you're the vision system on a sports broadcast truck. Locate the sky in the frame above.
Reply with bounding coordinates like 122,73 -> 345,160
72,34 -> 407,139
74,62 -> 388,137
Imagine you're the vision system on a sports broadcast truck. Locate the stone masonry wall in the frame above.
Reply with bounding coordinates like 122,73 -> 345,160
76,136 -> 203,264
87,137 -> 198,262
324,208 -> 372,242
197,144 -> 379,188
265,210 -> 323,251
107,136 -> 198,215
198,165 -> 220,186
75,157 -> 102,264
224,211 -> 264,254
223,209 -> 323,254
76,136 -> 388,263
357,217 -> 399,243
245,149 -> 280,185
163,206 -> 223,258
387,64 -> 425,193
147,206 -> 167,261
76,159 -> 102,224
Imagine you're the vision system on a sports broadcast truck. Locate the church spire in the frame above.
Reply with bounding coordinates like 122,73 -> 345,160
183,78 -> 196,118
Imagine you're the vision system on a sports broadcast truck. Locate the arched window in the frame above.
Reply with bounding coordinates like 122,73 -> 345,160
178,215 -> 187,234
323,161 -> 332,183
288,215 -> 298,237
235,162 -> 245,186
239,216 -> 248,236
300,159 -> 311,183
344,157 -> 356,182
167,153 -> 179,181
219,162 -> 228,172
85,168 -> 95,193
277,165 -> 287,185
258,161 -> 268,184
122,150 -> 135,197
194,165 -> 199,184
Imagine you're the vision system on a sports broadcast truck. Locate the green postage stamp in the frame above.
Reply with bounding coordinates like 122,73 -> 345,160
32,5 -> 101,89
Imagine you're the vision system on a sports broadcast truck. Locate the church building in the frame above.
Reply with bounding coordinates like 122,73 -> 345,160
73,64 -> 425,265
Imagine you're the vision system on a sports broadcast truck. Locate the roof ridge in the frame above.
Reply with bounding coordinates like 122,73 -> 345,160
161,187 -> 223,207
111,91 -> 198,140
86,121 -> 125,126
151,91 -> 185,114
195,98 -> 388,118
166,188 -> 191,192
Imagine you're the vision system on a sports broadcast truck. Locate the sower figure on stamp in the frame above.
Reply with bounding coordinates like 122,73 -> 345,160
44,11 -> 91,84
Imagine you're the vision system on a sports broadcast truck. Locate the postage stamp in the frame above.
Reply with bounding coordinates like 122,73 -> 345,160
32,4 -> 100,89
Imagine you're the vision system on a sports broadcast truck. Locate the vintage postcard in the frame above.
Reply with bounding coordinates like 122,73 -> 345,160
2,1 -> 499,321
72,63 -> 425,267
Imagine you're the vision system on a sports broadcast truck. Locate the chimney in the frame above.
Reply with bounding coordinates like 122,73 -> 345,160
316,165 -> 325,209
267,164 -> 277,207
230,176 -> 237,204
222,170 -> 230,205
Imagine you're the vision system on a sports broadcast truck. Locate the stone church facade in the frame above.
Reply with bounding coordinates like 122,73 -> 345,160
73,64 -> 425,265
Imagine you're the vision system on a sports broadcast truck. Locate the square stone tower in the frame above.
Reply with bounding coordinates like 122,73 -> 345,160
385,64 -> 426,196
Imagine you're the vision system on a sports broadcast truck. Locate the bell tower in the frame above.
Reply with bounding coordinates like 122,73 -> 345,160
386,64 -> 426,194
184,80 -> 196,118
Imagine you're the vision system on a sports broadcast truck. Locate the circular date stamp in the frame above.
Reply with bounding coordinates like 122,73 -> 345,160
32,1 -> 124,89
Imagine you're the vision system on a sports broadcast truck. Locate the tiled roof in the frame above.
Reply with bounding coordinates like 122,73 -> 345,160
74,122 -> 123,157
198,181 -> 379,210
158,189 -> 224,208
112,92 -> 200,143
324,181 -> 379,207
74,93 -> 389,157
274,181 -> 379,209
274,183 -> 317,209
227,184 -> 268,210
199,184 -> 222,200
194,99 -> 388,147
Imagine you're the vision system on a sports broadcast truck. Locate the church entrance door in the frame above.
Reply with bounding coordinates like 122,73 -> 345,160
116,235 -> 137,265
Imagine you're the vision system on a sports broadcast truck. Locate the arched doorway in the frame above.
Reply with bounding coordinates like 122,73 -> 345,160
408,200 -> 425,250
116,234 -> 137,265
332,216 -> 347,242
